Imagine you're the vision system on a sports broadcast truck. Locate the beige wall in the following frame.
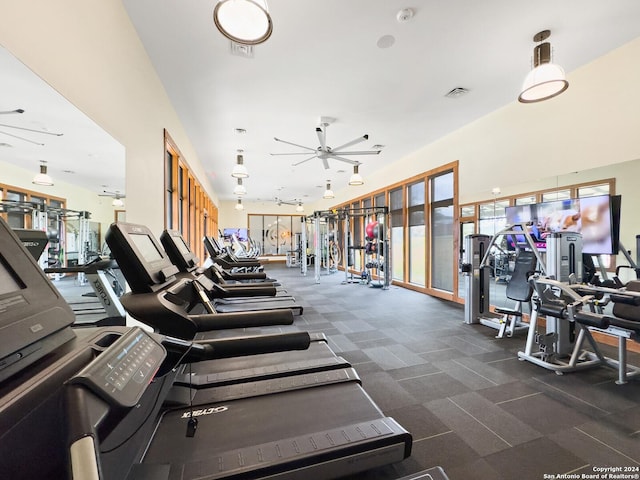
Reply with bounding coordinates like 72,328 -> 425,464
0,0 -> 218,235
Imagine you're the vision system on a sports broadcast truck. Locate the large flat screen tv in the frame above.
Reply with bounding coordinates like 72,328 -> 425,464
505,195 -> 621,255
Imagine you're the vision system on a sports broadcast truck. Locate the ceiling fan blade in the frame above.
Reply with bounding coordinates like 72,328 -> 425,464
330,150 -> 381,155
329,155 -> 359,165
274,137 -> 316,152
332,134 -> 368,152
322,157 -> 330,169
315,127 -> 327,151
0,109 -> 24,115
270,152 -> 316,156
292,155 -> 318,166
0,130 -> 44,146
0,123 -> 63,136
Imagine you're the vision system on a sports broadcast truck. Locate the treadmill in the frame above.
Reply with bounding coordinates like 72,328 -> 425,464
160,229 -> 292,301
106,222 -> 355,397
0,217 -> 413,480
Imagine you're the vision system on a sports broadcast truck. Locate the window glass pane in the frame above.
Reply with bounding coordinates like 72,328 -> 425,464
248,215 -> 264,255
391,227 -> 403,281
408,207 -> 424,226
432,205 -> 454,291
31,196 -> 46,205
542,190 -> 571,202
362,198 -> 372,209
262,215 -> 278,255
389,188 -> 403,211
408,181 -> 425,207
515,195 -> 536,205
409,225 -> 425,286
479,200 -> 509,219
277,216 -> 292,255
374,193 -> 385,207
578,184 -> 610,198
432,172 -> 453,202
49,199 -> 63,208
460,205 -> 475,217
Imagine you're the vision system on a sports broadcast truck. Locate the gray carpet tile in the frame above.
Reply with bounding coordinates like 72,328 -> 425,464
265,264 -> 640,479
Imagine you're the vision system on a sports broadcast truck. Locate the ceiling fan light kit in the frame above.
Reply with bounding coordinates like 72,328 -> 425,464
32,161 -> 53,186
518,30 -> 569,103
213,0 -> 273,45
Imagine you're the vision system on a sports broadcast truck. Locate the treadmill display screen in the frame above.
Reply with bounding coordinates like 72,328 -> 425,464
176,237 -> 191,256
0,253 -> 25,296
131,233 -> 163,263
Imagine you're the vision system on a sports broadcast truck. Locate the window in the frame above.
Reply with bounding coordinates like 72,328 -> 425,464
515,195 -> 537,205
542,189 -> 571,202
430,171 -> 454,292
408,181 -> 425,286
389,187 -> 404,282
478,200 -> 509,236
578,184 -> 610,198
164,130 -> 218,262
248,214 -> 300,256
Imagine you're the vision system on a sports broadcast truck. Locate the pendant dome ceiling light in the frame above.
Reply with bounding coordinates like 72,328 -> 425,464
323,181 -> 334,200
213,0 -> 273,45
32,160 -> 53,186
235,198 -> 244,210
231,154 -> 249,178
518,30 -> 569,103
233,177 -> 247,195
349,163 -> 364,186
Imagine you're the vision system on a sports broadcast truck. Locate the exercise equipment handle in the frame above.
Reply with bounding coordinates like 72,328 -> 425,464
189,308 -> 294,331
172,332 -> 311,361
211,283 -> 276,298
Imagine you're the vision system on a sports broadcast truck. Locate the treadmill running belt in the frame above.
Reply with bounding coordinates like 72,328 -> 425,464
142,383 -> 411,480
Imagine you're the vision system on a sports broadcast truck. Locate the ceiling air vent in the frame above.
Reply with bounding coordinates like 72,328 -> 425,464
230,41 -> 254,58
445,87 -> 470,98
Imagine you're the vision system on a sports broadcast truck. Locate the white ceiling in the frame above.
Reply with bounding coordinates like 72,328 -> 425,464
4,1 -> 640,206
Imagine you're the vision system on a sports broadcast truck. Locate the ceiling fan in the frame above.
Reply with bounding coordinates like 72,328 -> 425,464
0,108 -> 63,146
99,190 -> 126,206
271,117 -> 381,170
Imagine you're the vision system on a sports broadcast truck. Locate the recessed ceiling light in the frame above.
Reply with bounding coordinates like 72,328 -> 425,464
337,169 -> 345,174
372,144 -> 385,150
62,170 -> 75,174
235,128 -> 247,134
0,142 -> 13,148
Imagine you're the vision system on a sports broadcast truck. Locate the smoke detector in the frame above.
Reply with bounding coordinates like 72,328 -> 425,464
396,8 -> 414,22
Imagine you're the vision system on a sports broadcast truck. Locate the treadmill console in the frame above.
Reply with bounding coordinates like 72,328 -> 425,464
70,328 -> 166,407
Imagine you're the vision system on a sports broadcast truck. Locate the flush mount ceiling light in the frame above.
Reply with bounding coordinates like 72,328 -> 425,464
296,202 -> 304,213
349,164 -> 364,186
32,160 -> 53,186
323,181 -> 334,200
518,30 -> 569,103
235,198 -> 244,210
233,177 -> 247,195
213,0 -> 273,45
231,154 -> 249,178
